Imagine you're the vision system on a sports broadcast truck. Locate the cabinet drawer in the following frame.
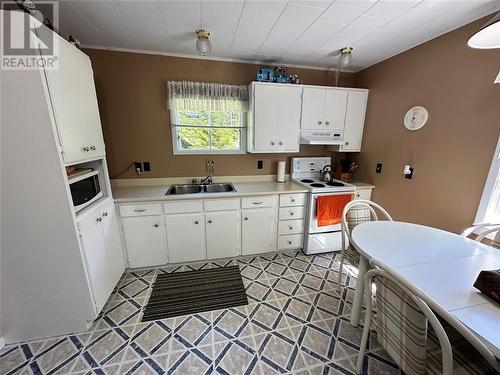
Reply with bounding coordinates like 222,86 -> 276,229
204,198 -> 240,212
279,206 -> 305,220
241,196 -> 275,209
164,200 -> 203,214
119,203 -> 162,217
278,219 -> 304,235
279,193 -> 306,207
278,234 -> 303,250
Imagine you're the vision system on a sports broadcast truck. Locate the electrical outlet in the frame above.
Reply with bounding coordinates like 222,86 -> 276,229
134,162 -> 142,173
257,160 -> 263,169
143,162 -> 151,172
376,163 -> 382,173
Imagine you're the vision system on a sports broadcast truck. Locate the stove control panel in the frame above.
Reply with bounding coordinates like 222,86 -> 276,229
292,157 -> 331,175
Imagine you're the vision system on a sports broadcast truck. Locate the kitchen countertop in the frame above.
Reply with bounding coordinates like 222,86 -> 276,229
350,181 -> 375,189
112,181 -> 309,203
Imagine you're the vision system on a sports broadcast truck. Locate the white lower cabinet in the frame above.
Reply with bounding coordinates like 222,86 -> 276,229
122,215 -> 167,268
355,187 -> 373,200
165,213 -> 206,263
78,200 -> 125,313
241,208 -> 276,255
205,211 -> 241,259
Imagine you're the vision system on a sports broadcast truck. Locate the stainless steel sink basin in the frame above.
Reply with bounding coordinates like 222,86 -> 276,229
166,183 -> 236,195
166,184 -> 204,195
204,183 -> 235,193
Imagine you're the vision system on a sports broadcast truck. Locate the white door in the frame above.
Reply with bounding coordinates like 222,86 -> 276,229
340,90 -> 368,152
276,86 -> 302,152
205,211 -> 241,259
100,201 -> 125,286
253,84 -> 278,151
241,208 -> 276,255
78,210 -> 113,313
301,87 -> 325,130
41,30 -> 105,164
323,88 -> 348,131
165,213 -> 206,263
122,216 -> 167,268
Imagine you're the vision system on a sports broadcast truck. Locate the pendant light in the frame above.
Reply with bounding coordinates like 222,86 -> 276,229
338,47 -> 353,68
196,29 -> 211,56
468,12 -> 500,49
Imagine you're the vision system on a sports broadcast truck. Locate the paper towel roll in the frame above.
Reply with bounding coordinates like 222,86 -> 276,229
277,161 -> 286,183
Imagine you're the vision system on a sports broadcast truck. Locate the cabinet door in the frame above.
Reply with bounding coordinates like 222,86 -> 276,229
78,211 -> 113,313
340,90 -> 368,152
165,213 -> 205,263
276,86 -> 302,152
100,201 -> 125,286
323,88 -> 348,130
355,188 -> 372,201
42,32 -> 105,164
301,87 -> 325,130
241,208 -> 276,255
122,216 -> 167,268
253,84 -> 278,151
205,211 -> 240,259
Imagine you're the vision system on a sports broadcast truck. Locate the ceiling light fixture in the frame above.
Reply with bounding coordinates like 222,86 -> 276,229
468,12 -> 500,49
338,47 -> 353,68
196,29 -> 211,56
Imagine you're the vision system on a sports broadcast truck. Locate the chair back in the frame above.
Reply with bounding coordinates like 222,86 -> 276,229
341,199 -> 393,246
462,223 -> 500,249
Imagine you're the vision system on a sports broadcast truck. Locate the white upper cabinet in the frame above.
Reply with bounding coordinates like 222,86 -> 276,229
41,30 -> 105,164
248,82 -> 302,153
301,87 -> 347,131
338,90 -> 369,152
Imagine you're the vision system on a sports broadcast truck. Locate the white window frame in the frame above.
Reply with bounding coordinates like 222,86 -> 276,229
475,134 -> 500,224
170,110 -> 247,155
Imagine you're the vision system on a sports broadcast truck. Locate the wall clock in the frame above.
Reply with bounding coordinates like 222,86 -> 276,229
404,106 -> 428,131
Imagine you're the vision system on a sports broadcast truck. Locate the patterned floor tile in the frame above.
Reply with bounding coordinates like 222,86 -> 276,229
1,251 -> 399,375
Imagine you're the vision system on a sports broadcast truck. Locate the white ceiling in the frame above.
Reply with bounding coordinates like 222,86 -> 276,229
57,0 -> 500,72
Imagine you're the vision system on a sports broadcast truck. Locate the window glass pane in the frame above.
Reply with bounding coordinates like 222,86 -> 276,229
211,128 -> 240,150
177,111 -> 210,126
177,127 -> 209,150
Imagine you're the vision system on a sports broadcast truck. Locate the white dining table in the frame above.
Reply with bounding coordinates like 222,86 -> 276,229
350,221 -> 500,359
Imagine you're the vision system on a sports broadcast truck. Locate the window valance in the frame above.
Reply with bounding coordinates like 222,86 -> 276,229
166,81 -> 248,112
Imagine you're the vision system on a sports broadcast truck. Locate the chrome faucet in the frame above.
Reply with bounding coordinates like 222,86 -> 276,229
200,175 -> 213,185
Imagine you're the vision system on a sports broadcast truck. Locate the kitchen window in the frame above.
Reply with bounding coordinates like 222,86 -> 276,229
167,81 -> 248,155
475,134 -> 500,224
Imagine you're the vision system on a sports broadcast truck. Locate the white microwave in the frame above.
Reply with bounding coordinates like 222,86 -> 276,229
69,171 -> 103,212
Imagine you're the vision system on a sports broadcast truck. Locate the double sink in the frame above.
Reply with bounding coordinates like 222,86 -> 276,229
166,183 -> 236,195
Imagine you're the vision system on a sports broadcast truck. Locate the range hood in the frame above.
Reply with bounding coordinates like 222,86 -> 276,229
300,130 -> 344,145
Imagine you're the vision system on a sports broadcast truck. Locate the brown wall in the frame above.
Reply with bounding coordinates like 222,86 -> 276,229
85,49 -> 355,179
355,15 -> 500,233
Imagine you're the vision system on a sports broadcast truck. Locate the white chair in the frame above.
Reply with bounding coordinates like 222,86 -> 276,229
462,222 -> 500,249
337,199 -> 393,292
356,259 -> 500,375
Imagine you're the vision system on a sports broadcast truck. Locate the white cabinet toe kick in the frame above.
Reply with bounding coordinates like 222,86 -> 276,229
117,193 -> 307,268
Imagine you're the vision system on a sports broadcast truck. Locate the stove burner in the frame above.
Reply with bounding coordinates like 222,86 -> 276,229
301,179 -> 314,183
326,181 -> 344,187
310,183 -> 325,187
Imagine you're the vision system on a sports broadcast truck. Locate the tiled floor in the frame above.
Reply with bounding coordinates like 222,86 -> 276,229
1,251 -> 399,375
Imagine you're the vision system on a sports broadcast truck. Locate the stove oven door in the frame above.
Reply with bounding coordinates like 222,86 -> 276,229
308,192 -> 354,234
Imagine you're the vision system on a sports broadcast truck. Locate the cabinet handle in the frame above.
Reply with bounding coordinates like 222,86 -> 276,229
90,145 -> 96,151
345,141 -> 349,146
134,209 -> 146,212
291,198 -> 295,202
325,121 -> 330,125
83,146 -> 90,152
102,212 -> 108,217
154,224 -> 159,227
278,141 -> 283,146
244,217 -> 248,221
288,240 -> 293,245
96,217 -> 102,222
289,211 -> 294,216
357,194 -> 360,197
271,141 -> 275,146
208,220 -> 212,224
318,121 -> 322,125
253,201 -> 263,205
289,225 -> 293,230
194,221 -> 199,224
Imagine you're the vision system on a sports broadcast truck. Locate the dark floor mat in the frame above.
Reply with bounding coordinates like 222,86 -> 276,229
142,266 -> 248,321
